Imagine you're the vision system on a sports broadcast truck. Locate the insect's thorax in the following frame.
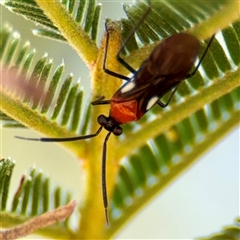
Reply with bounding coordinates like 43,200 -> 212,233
110,98 -> 143,124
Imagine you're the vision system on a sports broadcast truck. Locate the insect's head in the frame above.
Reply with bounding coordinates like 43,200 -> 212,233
97,115 -> 123,136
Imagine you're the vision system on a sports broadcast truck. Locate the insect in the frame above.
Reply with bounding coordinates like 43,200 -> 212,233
16,1 -> 215,224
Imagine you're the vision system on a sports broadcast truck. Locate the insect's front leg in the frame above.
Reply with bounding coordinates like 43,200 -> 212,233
91,97 -> 111,105
103,22 -> 132,81
103,0 -> 151,81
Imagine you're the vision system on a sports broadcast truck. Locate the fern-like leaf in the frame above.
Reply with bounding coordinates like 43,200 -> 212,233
0,1 -> 239,239
0,158 -> 15,211
197,218 -> 240,240
1,0 -> 101,43
0,157 -> 75,239
106,87 -> 239,236
0,23 -> 88,142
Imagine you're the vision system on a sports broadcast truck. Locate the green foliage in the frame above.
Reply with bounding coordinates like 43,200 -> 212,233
198,218 -> 240,240
0,23 -> 87,138
3,0 -> 101,42
0,0 -> 239,239
0,158 -> 74,238
0,158 -> 15,211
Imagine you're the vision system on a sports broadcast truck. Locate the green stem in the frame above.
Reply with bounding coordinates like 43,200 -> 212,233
0,93 -> 86,156
77,21 -> 123,239
35,0 -> 98,68
190,1 -> 240,40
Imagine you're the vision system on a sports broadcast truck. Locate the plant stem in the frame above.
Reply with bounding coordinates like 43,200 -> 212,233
35,0 -> 98,68
190,1 -> 240,40
77,21 -> 123,239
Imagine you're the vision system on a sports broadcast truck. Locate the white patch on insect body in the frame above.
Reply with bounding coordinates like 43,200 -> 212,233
120,81 -> 136,94
146,96 -> 159,111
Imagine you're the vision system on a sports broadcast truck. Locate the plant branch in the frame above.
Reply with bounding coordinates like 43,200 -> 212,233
0,200 -> 76,240
35,0 -> 98,68
189,1 -> 240,40
77,21 -> 123,239
0,89 -> 86,155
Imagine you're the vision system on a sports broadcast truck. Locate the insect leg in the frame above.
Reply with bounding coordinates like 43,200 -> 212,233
186,34 -> 215,78
158,35 -> 215,108
103,22 -> 131,81
91,99 -> 111,105
157,35 -> 215,108
157,83 -> 181,108
103,0 -> 152,80
116,1 -> 152,74
102,131 -> 112,224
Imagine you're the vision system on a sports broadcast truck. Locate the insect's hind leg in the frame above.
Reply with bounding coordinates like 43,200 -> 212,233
157,83 -> 180,108
157,34 -> 215,108
186,34 -> 215,78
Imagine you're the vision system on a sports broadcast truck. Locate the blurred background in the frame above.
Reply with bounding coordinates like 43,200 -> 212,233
1,1 -> 239,239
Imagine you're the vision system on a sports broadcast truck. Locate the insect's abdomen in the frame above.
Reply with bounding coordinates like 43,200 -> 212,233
149,33 -> 200,76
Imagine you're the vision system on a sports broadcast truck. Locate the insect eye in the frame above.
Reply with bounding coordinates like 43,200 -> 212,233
97,115 -> 108,125
113,126 -> 123,136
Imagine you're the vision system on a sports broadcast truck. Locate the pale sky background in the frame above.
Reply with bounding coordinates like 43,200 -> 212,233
1,1 -> 239,239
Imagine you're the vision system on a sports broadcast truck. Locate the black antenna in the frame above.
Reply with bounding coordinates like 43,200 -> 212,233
102,131 -> 112,224
15,126 -> 103,142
